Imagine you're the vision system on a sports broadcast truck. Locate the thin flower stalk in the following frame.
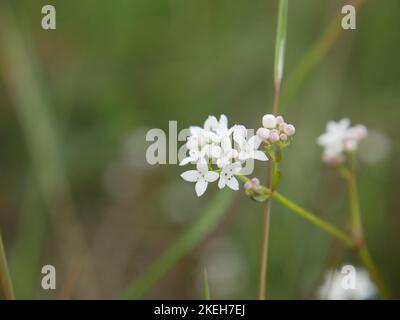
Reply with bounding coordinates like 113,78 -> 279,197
341,161 -> 392,299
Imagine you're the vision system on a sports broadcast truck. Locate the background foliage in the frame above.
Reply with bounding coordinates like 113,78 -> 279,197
0,0 -> 399,299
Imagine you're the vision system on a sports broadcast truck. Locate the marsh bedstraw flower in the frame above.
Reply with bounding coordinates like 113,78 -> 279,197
317,118 -> 367,165
181,163 -> 219,197
318,268 -> 377,300
180,115 -> 268,196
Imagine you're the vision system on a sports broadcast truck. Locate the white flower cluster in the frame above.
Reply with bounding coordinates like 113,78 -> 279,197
318,268 -> 377,300
180,115 -> 269,196
317,118 -> 367,165
180,114 -> 296,196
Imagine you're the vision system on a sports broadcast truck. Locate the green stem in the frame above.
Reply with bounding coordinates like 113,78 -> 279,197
0,232 -> 15,300
358,246 -> 391,299
342,162 -> 392,299
237,175 -> 353,247
340,165 -> 362,238
271,191 -> 354,247
203,268 -> 211,300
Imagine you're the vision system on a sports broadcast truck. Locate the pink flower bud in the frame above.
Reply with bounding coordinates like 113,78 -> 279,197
256,127 -> 270,140
251,177 -> 260,187
276,116 -> 285,125
269,130 -> 280,143
280,133 -> 288,141
284,124 -> 296,136
244,181 -> 252,191
279,123 -> 287,131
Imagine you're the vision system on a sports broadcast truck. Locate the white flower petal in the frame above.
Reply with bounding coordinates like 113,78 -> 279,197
238,151 -> 249,161
195,180 -> 208,196
204,116 -> 218,131
179,157 -> 193,166
262,114 -> 277,129
196,162 -> 209,173
253,150 -> 268,161
218,177 -> 226,189
248,135 -> 262,149
181,170 -> 199,182
205,171 -> 219,182
219,114 -> 228,127
226,176 -> 239,190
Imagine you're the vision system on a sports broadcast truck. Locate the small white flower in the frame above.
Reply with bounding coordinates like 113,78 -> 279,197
179,148 -> 206,166
318,268 -> 377,300
233,125 -> 248,145
181,163 -> 219,196
237,135 -> 268,162
218,162 -> 241,191
216,137 -> 238,168
204,114 -> 233,142
232,125 -> 267,161
262,114 -> 277,129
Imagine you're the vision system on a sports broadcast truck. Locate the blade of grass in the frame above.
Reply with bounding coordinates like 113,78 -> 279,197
203,268 -> 211,300
282,0 -> 366,106
9,175 -> 48,299
0,233 -> 15,300
122,190 -> 234,299
274,0 -> 288,96
0,4 -> 99,297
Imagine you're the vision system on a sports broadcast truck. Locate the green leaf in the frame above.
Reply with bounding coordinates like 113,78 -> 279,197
122,190 -> 235,299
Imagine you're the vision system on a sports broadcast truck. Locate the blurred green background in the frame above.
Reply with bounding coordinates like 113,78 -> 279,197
0,0 -> 399,299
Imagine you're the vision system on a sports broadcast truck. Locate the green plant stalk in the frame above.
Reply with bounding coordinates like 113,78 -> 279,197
342,164 -> 391,299
357,246 -> 391,299
0,233 -> 15,300
258,0 -> 289,301
271,191 -> 354,247
203,268 -> 211,300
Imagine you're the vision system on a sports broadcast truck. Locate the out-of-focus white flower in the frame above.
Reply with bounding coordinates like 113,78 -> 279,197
218,162 -> 241,191
181,163 -> 219,196
318,267 -> 377,300
317,118 -> 367,165
180,114 -> 269,197
358,130 -> 392,165
196,237 -> 248,298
